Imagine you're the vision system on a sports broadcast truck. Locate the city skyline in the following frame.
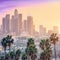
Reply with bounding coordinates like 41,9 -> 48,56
2,9 -> 35,36
1,9 -> 59,36
0,0 -> 60,32
2,9 -> 58,32
0,4 -> 60,32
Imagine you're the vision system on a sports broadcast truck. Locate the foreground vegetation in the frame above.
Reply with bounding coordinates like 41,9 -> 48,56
0,33 -> 59,60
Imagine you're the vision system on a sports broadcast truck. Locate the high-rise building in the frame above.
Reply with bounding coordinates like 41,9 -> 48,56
39,25 -> 43,36
48,30 -> 53,36
27,16 -> 34,35
33,25 -> 35,35
23,20 -> 27,32
2,18 -> 6,33
18,14 -> 22,34
14,9 -> 18,16
2,14 -> 10,33
11,9 -> 22,35
43,27 -> 46,35
5,14 -> 10,33
14,9 -> 19,35
11,9 -> 23,35
11,15 -> 15,33
53,26 -> 59,34
39,25 -> 46,36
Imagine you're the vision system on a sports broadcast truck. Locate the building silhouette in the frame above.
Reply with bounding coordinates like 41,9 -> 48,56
18,14 -> 22,35
23,20 -> 27,32
2,18 -> 6,33
27,16 -> 35,36
5,14 -> 10,33
2,14 -> 10,33
14,9 -> 19,35
11,15 -> 15,34
53,26 -> 59,34
39,25 -> 46,36
2,9 -> 59,37
11,9 -> 22,35
48,30 -> 53,36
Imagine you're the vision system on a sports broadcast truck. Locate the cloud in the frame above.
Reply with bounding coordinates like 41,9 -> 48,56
0,0 -> 60,11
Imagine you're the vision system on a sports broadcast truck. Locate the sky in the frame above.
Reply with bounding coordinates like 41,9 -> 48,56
0,0 -> 60,32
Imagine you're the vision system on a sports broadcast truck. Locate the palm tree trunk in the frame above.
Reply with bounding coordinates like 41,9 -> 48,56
54,44 -> 57,60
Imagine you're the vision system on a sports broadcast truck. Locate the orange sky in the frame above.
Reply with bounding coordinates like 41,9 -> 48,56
0,2 -> 60,32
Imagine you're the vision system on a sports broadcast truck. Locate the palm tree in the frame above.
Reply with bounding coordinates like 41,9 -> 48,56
0,56 -> 5,60
40,52 -> 46,60
45,39 -> 52,60
26,45 -> 37,60
10,51 -> 15,60
6,35 -> 14,53
25,38 -> 37,60
50,33 -> 58,60
5,53 -> 10,60
40,39 -> 46,60
15,49 -> 21,60
39,39 -> 52,60
1,37 -> 7,59
40,39 -> 46,50
1,35 -> 14,60
27,38 -> 34,47
22,53 -> 27,60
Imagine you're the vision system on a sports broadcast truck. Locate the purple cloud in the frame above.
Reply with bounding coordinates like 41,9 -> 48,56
0,0 -> 60,2
0,0 -> 60,12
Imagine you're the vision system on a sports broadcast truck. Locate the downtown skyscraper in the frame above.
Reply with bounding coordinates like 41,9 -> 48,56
18,14 -> 22,35
27,16 -> 35,36
23,20 -> 27,32
53,26 -> 59,34
11,9 -> 22,35
11,15 -> 15,34
2,14 -> 10,33
2,18 -> 6,33
39,25 -> 46,36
